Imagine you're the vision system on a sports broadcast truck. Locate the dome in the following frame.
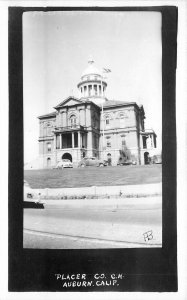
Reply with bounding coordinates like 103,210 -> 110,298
77,58 -> 108,105
81,58 -> 102,78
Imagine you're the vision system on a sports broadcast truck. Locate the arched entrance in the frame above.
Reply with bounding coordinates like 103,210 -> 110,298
47,157 -> 51,168
62,153 -> 72,162
144,152 -> 150,165
107,153 -> 112,166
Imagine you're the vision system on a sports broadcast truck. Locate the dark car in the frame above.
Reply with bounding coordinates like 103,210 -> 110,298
24,180 -> 44,209
117,157 -> 136,166
78,157 -> 108,167
54,159 -> 73,169
152,155 -> 162,164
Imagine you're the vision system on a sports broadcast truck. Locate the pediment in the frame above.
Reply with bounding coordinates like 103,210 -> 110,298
54,96 -> 82,110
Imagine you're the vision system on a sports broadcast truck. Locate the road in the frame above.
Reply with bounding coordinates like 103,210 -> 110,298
23,197 -> 162,249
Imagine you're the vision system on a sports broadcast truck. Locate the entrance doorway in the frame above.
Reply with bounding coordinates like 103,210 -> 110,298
107,153 -> 112,166
62,153 -> 72,162
47,157 -> 51,168
144,152 -> 150,165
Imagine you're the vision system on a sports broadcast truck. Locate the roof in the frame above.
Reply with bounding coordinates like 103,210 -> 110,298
54,96 -> 83,109
141,129 -> 157,136
38,112 -> 56,119
100,100 -> 139,108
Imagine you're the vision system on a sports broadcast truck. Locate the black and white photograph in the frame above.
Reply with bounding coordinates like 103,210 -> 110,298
23,10 -> 162,250
6,4 -> 180,294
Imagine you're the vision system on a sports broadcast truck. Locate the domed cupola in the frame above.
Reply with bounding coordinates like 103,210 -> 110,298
77,58 -> 107,106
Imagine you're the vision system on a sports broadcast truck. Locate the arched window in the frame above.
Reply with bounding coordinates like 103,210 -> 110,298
105,115 -> 111,128
69,115 -> 77,128
119,113 -> 125,128
47,142 -> 51,152
106,136 -> 111,148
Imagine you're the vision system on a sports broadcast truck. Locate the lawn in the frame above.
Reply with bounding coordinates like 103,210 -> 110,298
24,165 -> 162,189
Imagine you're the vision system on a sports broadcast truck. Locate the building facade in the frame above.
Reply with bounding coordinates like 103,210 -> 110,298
37,59 -> 157,169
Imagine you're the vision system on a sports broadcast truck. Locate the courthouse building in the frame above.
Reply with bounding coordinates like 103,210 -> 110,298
37,59 -> 157,168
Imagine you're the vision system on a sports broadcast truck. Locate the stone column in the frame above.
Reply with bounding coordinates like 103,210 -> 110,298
66,108 -> 68,127
79,87 -> 82,98
54,134 -> 56,150
151,135 -> 153,148
115,132 -> 118,149
72,132 -> 74,148
78,109 -> 81,125
53,134 -> 57,166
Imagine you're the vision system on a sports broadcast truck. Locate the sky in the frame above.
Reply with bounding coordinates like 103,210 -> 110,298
23,10 -> 162,163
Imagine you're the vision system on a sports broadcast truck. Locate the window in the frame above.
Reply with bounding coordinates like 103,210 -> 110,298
84,86 -> 87,96
154,136 -> 157,148
93,114 -> 97,128
99,85 -> 101,95
74,132 -> 78,148
94,85 -> 97,96
88,85 -> 92,96
119,113 -> 125,128
105,115 -> 110,128
70,115 -> 76,128
107,141 -> 111,148
142,136 -> 147,149
94,135 -> 98,149
122,139 -> 126,147
106,136 -> 111,148
47,142 -> 51,152
120,118 -> 125,128
56,135 -> 60,149
47,127 -> 52,136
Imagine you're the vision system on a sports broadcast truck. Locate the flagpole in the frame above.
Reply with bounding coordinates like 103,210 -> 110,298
100,68 -> 111,159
